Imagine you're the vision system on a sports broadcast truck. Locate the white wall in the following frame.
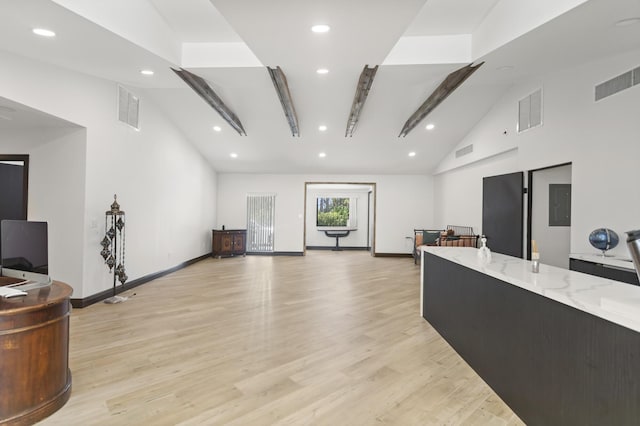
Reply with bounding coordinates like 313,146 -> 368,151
434,149 -> 520,234
0,51 -> 217,298
434,49 -> 640,259
305,187 -> 370,248
217,174 -> 434,254
0,127 -> 86,289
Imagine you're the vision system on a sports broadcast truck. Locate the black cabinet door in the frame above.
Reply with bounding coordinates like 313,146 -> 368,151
482,172 -> 523,257
570,258 -> 639,286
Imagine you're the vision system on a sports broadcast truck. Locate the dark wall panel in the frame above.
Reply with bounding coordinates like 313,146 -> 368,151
482,171 -> 523,257
0,156 -> 29,260
0,163 -> 25,221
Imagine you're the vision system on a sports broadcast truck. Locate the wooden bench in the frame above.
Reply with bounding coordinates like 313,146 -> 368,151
413,226 -> 479,264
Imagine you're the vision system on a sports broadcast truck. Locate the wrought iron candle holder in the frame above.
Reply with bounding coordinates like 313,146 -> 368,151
100,194 -> 128,304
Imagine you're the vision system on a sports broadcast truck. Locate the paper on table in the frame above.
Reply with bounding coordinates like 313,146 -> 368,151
0,286 -> 28,298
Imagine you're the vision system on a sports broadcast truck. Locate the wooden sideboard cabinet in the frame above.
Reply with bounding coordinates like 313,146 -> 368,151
212,229 -> 247,258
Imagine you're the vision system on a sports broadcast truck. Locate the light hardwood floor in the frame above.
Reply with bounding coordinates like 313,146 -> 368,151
39,251 -> 523,425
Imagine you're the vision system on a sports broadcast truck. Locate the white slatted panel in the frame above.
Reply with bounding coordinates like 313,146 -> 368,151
518,88 -> 542,133
117,85 -> 140,129
247,194 -> 275,252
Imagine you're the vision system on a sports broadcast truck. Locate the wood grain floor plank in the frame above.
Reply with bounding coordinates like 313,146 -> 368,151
38,251 -> 522,425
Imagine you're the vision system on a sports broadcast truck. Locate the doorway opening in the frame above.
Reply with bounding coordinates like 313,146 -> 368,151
0,154 -> 29,259
303,182 -> 376,256
527,163 -> 572,268
0,155 -> 29,221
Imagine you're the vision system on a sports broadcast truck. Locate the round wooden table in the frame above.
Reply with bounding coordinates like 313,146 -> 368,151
0,279 -> 72,425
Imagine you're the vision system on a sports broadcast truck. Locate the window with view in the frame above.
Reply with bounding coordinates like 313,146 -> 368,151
316,197 -> 356,228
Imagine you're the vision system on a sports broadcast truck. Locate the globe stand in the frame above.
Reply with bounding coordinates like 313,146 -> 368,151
589,228 -> 619,258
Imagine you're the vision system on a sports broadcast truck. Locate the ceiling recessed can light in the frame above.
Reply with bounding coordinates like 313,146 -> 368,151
33,28 -> 56,37
230,153 -> 238,158
425,123 -> 435,130
615,17 -> 640,27
318,125 -> 327,132
311,24 -> 330,33
213,126 -> 222,132
316,68 -> 329,75
140,69 -> 154,76
409,152 -> 416,157
319,152 -> 326,158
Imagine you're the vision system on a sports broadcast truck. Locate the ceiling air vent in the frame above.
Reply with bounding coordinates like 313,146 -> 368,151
455,144 -> 473,158
518,88 -> 542,133
118,85 -> 139,129
595,66 -> 639,101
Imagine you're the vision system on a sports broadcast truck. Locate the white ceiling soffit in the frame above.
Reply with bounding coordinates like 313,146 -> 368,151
385,0 -> 591,66
472,0 -> 591,58
149,0 -> 242,43
0,0 -> 181,89
209,0 -> 429,69
308,184 -> 373,192
51,0 -> 261,69
383,35 -> 472,66
51,0 -> 181,64
0,97 -> 80,130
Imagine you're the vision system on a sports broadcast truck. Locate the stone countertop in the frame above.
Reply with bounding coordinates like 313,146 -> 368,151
422,246 -> 640,333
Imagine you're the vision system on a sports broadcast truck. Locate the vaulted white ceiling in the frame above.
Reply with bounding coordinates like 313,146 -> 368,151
0,0 -> 638,174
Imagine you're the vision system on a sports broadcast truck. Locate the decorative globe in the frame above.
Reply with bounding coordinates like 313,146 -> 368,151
588,228 -> 619,255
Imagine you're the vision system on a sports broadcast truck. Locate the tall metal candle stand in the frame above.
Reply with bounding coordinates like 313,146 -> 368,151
99,194 -> 128,304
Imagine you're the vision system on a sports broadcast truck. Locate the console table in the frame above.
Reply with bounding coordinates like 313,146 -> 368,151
0,279 -> 73,425
323,230 -> 350,251
421,247 -> 640,425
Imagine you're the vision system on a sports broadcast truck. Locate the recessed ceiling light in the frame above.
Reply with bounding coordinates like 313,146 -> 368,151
425,123 -> 435,130
230,153 -> 238,158
318,125 -> 327,132
409,152 -> 416,157
140,69 -> 154,76
32,28 -> 56,37
316,68 -> 329,75
311,24 -> 330,33
615,17 -> 640,27
213,126 -> 222,132
319,152 -> 326,158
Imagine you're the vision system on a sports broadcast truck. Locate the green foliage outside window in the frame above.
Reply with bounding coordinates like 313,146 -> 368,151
317,197 -> 349,226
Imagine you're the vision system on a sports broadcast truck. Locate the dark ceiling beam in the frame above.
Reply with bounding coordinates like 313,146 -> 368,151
345,65 -> 378,137
267,66 -> 300,137
171,67 -> 246,136
398,62 -> 484,138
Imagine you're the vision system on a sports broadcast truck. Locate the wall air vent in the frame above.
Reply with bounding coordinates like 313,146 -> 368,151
455,144 -> 473,158
518,88 -> 542,133
595,66 -> 639,101
118,85 -> 139,129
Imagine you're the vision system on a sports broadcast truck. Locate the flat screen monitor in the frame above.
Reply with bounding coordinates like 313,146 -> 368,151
0,219 -> 50,283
